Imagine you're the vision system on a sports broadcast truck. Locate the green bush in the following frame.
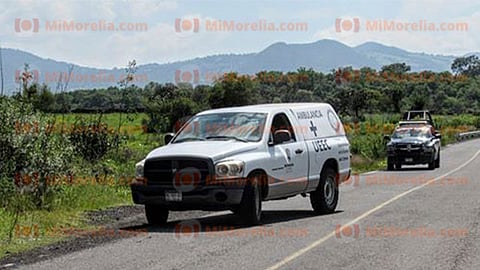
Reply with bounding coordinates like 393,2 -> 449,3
349,133 -> 387,160
0,97 -> 74,210
144,97 -> 199,133
68,115 -> 121,163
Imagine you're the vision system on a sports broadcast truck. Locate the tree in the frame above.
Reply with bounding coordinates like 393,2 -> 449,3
209,72 -> 256,108
381,63 -> 411,74
293,89 -> 314,102
32,84 -> 55,112
451,55 -> 480,77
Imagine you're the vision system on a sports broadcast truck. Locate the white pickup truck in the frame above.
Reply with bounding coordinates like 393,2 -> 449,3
131,103 -> 351,225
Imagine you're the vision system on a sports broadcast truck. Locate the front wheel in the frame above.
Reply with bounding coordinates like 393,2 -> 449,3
387,157 -> 394,171
435,151 -> 440,168
145,205 -> 169,225
310,167 -> 338,214
238,174 -> 262,225
395,162 -> 402,170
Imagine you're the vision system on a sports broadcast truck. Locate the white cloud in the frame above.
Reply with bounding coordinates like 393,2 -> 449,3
1,0 -> 182,68
127,0 -> 178,17
1,0 -> 479,69
313,11 -> 479,56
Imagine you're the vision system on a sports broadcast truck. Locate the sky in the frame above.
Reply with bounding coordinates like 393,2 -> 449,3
1,0 -> 479,68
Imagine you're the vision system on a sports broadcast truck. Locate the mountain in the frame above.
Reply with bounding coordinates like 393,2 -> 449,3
353,42 -> 455,71
251,40 -> 376,71
0,40 -> 467,94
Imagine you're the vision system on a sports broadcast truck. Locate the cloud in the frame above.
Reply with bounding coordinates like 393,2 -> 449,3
1,0 -> 478,69
1,0 -> 181,68
127,0 -> 178,17
313,11 -> 479,56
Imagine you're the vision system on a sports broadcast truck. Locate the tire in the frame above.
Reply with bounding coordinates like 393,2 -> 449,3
238,174 -> 262,225
145,205 -> 169,225
310,167 -> 338,214
230,207 -> 240,215
387,157 -> 394,171
435,151 -> 440,168
395,162 -> 402,170
428,158 -> 435,170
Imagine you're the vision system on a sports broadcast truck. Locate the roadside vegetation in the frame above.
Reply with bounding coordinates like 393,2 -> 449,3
1,57 -> 480,258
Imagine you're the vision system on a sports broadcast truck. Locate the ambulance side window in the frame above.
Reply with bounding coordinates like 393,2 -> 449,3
270,113 -> 296,143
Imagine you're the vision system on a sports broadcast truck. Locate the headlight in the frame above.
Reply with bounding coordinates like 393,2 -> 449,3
424,142 -> 435,152
135,160 -> 145,178
215,160 -> 244,178
424,146 -> 434,152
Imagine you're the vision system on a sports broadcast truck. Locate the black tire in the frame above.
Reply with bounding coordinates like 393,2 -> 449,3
428,158 -> 435,170
395,162 -> 402,170
435,151 -> 440,168
387,157 -> 394,171
230,207 -> 240,215
145,205 -> 169,225
310,167 -> 338,214
238,174 -> 262,225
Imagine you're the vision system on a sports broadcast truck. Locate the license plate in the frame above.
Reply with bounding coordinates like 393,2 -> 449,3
165,191 -> 182,202
405,158 -> 413,162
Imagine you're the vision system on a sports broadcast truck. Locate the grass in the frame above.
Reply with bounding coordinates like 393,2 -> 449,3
53,112 -> 148,135
350,155 -> 387,174
0,184 -> 132,259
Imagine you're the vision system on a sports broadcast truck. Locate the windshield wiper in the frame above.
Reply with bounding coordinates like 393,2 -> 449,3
174,137 -> 206,143
206,135 -> 249,142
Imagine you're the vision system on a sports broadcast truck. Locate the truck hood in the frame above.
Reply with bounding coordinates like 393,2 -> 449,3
146,141 -> 259,162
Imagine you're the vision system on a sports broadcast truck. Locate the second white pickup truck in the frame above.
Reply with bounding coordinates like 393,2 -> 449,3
131,103 -> 351,225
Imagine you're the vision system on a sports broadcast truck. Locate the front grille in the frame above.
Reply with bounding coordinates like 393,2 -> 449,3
395,143 -> 422,150
395,144 -> 428,158
144,157 -> 212,188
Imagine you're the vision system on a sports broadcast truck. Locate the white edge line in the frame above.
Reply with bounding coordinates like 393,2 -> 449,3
361,170 -> 378,175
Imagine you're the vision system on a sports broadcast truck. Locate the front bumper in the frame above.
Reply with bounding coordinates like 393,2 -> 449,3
131,178 -> 246,210
388,150 -> 434,164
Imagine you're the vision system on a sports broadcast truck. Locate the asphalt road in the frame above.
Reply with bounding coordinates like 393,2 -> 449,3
12,139 -> 480,270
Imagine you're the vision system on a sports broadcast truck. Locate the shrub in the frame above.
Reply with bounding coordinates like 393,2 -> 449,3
0,97 -> 74,210
68,115 -> 121,163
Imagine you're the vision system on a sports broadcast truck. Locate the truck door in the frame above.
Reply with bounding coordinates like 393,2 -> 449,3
266,113 -> 309,199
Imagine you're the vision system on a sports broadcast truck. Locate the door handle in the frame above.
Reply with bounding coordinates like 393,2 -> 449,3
295,149 -> 303,154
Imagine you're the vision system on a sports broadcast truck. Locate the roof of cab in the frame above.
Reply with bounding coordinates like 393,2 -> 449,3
197,103 -> 332,115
